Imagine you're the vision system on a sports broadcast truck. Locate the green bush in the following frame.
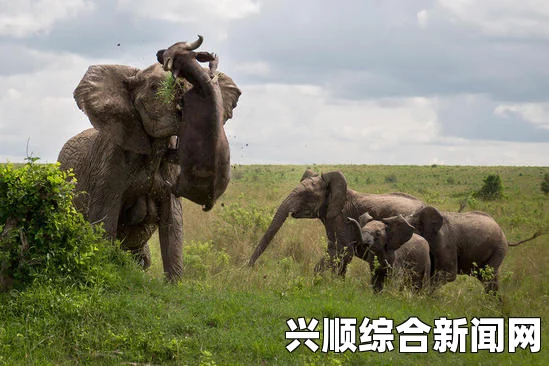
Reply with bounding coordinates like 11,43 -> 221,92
182,240 -> 229,279
219,201 -> 272,233
474,174 -> 504,200
541,173 -> 549,195
0,159 -> 115,290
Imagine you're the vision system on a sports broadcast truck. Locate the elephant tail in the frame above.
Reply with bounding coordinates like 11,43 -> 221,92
508,231 -> 546,247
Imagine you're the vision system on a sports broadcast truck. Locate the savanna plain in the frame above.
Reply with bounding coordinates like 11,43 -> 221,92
1,164 -> 548,365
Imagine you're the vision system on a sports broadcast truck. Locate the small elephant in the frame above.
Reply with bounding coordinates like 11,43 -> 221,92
58,36 -> 240,280
406,206 -> 543,294
248,169 -> 426,276
347,213 -> 430,292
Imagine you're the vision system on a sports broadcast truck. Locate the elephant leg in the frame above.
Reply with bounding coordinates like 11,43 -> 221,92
336,246 -> 353,277
475,253 -> 504,295
430,270 -> 456,291
371,267 -> 388,293
158,195 -> 183,281
430,244 -> 457,291
119,224 -> 156,270
404,268 -> 423,292
314,256 -> 329,274
87,188 -> 124,239
324,239 -> 353,277
481,273 -> 499,294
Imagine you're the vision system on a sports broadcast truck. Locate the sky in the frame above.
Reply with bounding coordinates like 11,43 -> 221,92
1,0 -> 549,166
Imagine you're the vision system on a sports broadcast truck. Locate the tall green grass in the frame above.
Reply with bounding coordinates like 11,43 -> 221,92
1,165 -> 547,364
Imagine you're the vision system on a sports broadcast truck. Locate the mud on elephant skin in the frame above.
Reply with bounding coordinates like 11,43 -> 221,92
347,213 -> 430,293
247,169 -> 426,273
406,206 -> 544,294
58,36 -> 241,281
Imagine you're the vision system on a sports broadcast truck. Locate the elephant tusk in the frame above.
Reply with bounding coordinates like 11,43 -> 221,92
165,57 -> 173,71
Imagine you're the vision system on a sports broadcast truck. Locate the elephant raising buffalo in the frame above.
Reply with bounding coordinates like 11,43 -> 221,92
406,206 -> 543,294
58,36 -> 241,281
248,169 -> 426,276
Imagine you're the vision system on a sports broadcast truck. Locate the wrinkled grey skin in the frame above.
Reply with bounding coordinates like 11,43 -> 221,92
348,214 -> 430,293
248,169 -> 426,275
58,38 -> 240,281
406,206 -> 542,294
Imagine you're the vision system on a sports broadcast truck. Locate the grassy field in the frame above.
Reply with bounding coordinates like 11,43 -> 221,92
1,164 -> 548,364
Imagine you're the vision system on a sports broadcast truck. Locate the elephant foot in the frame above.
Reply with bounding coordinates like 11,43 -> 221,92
127,244 -> 151,270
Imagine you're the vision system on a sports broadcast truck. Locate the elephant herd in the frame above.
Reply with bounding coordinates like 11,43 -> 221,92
58,36 -> 541,296
249,170 -> 542,294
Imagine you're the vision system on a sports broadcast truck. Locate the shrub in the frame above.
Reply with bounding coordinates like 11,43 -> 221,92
474,174 -> 504,200
384,174 -> 397,184
541,173 -> 549,195
0,159 -> 114,290
219,202 -> 272,234
182,240 -> 229,279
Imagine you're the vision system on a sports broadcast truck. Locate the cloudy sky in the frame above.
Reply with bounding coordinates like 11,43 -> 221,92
1,0 -> 549,165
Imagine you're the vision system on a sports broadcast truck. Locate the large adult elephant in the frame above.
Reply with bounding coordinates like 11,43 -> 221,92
248,170 -> 426,275
58,36 -> 241,281
406,206 -> 543,294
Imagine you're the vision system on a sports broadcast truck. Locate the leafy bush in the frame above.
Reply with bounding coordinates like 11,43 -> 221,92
182,240 -> 229,279
541,173 -> 549,195
0,159 -> 115,290
219,202 -> 272,233
474,174 -> 504,200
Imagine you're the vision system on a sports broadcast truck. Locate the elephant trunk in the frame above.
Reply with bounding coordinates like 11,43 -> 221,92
347,218 -> 365,244
248,192 -> 299,266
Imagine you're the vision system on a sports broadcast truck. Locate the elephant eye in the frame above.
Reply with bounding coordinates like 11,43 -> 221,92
150,83 -> 160,93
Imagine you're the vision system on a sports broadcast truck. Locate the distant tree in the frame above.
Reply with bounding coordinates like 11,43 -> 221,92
541,173 -> 549,195
474,174 -> 504,200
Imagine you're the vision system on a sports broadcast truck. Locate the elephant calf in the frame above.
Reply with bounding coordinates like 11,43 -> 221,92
407,206 -> 543,294
347,213 -> 430,293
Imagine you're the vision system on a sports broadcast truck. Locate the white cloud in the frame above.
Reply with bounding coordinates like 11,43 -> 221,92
418,0 -> 549,38
1,1 -> 548,166
417,9 -> 429,29
228,83 -> 549,165
117,0 -> 260,23
227,83 -> 440,164
233,61 -> 271,78
0,0 -> 94,37
494,103 -> 549,130
0,47 -> 114,162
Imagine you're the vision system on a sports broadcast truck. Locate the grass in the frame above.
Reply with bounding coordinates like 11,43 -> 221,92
1,164 -> 548,364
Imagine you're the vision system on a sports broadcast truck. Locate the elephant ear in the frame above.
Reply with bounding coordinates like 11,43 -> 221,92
74,64 -> 152,154
382,215 -> 414,251
300,169 -> 319,182
321,170 -> 348,219
417,206 -> 444,240
217,72 -> 241,124
359,212 -> 374,227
